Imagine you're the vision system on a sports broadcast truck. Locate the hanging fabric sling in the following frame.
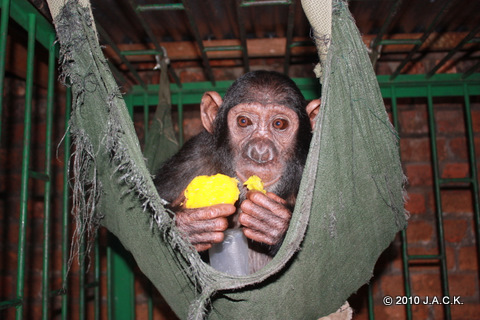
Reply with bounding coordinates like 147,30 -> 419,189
143,57 -> 179,174
46,0 -> 407,319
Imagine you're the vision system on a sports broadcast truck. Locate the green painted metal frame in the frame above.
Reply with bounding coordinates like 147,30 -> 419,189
0,0 -> 96,319
2,0 -> 480,319
127,73 -> 480,103
376,75 -> 479,320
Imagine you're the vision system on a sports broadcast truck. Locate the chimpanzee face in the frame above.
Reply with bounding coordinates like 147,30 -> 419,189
227,102 -> 300,189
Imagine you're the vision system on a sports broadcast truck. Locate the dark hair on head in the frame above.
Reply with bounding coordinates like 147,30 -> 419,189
221,70 -> 307,111
213,70 -> 313,172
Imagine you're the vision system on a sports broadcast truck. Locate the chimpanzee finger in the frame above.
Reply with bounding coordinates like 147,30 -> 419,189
177,204 -> 236,223
194,243 -> 214,252
189,231 -> 225,247
265,192 -> 288,206
245,191 -> 291,221
178,217 -> 229,234
243,227 -> 279,246
239,201 -> 286,228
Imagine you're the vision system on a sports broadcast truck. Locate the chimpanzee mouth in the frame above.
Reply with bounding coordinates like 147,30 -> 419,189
235,169 -> 281,190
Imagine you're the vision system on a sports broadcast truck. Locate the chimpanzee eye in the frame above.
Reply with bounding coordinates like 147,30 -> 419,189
273,118 -> 289,130
237,116 -> 252,127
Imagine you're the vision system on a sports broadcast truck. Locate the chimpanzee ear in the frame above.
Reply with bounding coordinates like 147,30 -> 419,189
200,91 -> 223,134
306,99 -> 321,130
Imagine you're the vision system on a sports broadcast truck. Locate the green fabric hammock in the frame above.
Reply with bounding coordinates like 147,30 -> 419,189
48,0 -> 407,319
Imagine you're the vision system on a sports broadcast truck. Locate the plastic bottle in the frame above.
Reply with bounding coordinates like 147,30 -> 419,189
208,228 -> 250,275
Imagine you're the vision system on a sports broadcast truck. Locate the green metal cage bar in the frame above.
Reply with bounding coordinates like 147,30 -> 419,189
426,84 -> 451,319
462,83 -> 480,260
386,86 -> 414,320
0,0 -> 56,141
107,222 -> 136,319
15,12 -> 36,320
41,30 -> 56,320
240,0 -> 292,7
0,0 -> 10,140
127,73 -> 480,106
137,3 -> 185,11
61,87 -> 72,320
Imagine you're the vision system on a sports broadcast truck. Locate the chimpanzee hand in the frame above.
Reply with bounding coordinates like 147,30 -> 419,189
174,204 -> 236,252
238,191 -> 292,246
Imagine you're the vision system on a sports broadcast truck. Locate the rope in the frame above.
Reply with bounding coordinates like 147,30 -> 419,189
301,0 -> 332,78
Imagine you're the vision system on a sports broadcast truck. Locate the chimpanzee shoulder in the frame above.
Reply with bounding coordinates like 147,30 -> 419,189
153,131 -> 218,204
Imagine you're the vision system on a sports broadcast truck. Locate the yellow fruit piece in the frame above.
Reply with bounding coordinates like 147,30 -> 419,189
184,174 -> 240,209
244,175 -> 266,194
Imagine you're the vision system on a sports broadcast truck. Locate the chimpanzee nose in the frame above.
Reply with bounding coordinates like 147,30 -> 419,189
247,141 -> 275,164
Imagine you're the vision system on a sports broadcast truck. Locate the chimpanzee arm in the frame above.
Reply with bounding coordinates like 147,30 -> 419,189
154,131 -> 237,251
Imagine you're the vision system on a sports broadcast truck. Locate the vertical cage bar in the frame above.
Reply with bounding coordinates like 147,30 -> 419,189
147,284 -> 154,320
107,245 -> 113,320
144,91 -> 150,141
177,92 -> 184,146
94,237 -> 101,320
463,84 -> 480,258
400,230 -> 413,320
0,0 -> 11,139
107,235 -> 135,320
126,94 -> 134,119
390,86 -> 413,320
41,32 -> 56,320
106,101 -> 136,319
426,85 -> 451,319
283,0 -> 296,74
15,12 -> 36,320
367,283 -> 374,320
79,220 -> 86,320
61,87 -> 72,320
235,0 -> 250,73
